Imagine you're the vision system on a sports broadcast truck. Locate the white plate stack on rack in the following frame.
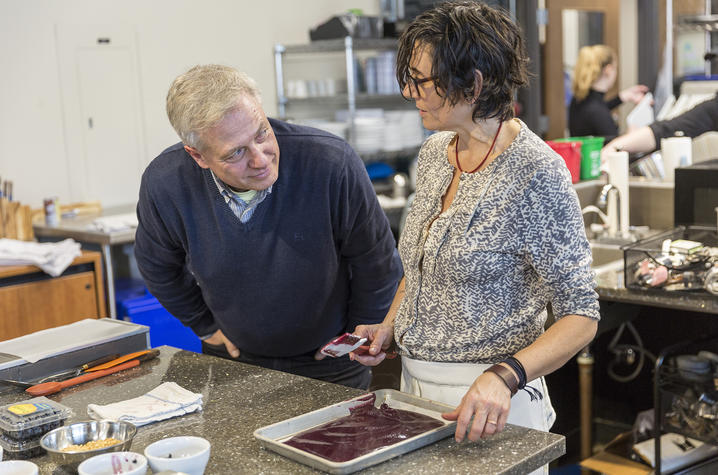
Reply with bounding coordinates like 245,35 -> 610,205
383,111 -> 424,151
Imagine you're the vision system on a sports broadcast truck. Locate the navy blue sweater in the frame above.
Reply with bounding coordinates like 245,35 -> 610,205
135,119 -> 402,357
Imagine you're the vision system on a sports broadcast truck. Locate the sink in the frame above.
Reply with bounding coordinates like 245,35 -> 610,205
589,242 -> 624,268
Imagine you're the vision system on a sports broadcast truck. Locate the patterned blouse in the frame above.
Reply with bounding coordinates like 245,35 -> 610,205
395,120 -> 600,363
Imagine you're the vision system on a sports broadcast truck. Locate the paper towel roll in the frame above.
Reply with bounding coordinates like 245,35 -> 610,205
661,136 -> 692,182
603,151 -> 630,237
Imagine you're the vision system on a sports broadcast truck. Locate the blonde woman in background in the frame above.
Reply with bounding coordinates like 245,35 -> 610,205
568,44 -> 648,141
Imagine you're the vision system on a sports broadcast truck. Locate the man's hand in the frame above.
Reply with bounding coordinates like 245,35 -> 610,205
441,372 -> 511,442
348,322 -> 395,366
204,329 -> 240,358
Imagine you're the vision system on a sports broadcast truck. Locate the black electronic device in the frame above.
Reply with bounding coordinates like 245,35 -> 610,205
674,158 -> 718,228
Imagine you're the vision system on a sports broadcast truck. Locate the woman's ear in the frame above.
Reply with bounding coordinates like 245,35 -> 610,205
469,69 -> 483,104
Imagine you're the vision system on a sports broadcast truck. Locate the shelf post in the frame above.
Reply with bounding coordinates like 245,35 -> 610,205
274,44 -> 287,119
344,36 -> 356,147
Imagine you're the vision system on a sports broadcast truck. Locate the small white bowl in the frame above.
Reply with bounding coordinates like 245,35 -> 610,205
78,451 -> 147,475
144,436 -> 210,475
0,460 -> 39,475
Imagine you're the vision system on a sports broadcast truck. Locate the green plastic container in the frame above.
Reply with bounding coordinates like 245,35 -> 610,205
555,136 -> 605,180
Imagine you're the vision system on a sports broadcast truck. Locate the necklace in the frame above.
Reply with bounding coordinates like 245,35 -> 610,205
455,121 -> 503,173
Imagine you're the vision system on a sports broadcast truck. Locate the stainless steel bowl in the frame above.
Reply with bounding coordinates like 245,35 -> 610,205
40,420 -> 136,468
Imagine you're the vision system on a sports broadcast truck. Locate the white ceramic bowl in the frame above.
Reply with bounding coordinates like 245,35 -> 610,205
144,436 -> 210,475
78,451 -> 147,475
0,460 -> 39,475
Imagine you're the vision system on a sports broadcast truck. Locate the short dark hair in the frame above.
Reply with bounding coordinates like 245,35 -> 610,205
396,1 -> 529,122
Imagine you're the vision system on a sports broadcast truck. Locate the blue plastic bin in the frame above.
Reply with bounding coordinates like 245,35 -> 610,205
116,282 -> 201,353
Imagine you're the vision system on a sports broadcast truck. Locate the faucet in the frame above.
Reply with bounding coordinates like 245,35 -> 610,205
597,183 -> 622,237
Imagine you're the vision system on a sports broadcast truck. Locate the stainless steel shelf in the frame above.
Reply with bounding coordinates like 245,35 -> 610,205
280,38 -> 398,54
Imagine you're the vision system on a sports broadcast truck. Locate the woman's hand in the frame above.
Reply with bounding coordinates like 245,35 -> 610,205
619,84 -> 650,104
441,371 -> 512,442
349,322 -> 395,366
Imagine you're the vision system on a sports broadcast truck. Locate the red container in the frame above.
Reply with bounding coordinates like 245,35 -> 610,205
547,140 -> 582,183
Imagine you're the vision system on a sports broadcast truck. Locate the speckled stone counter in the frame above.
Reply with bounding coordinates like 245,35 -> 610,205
595,264 -> 718,314
2,347 -> 565,474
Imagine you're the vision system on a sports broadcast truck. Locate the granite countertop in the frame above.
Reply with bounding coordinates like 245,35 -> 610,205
2,347 -> 565,474
595,264 -> 718,314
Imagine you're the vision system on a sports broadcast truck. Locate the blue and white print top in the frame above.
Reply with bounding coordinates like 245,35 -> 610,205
394,120 -> 600,363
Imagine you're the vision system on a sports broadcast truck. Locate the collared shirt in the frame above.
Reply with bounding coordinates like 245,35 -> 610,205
210,171 -> 272,223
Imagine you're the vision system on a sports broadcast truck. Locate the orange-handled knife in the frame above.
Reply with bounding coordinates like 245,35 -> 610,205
84,349 -> 159,372
26,359 -> 140,396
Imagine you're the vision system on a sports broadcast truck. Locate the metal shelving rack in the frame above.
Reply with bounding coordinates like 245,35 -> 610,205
273,37 -> 418,159
653,335 -> 718,474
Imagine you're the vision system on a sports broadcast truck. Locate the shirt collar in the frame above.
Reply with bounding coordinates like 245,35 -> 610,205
210,170 -> 272,203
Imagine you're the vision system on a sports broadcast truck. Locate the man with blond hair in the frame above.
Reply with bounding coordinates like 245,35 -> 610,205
135,64 -> 401,389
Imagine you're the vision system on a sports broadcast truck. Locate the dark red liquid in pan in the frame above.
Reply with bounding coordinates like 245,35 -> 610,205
283,394 -> 444,462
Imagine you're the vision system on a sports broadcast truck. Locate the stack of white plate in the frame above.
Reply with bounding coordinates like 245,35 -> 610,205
353,117 -> 385,154
299,120 -> 349,140
384,111 -> 425,150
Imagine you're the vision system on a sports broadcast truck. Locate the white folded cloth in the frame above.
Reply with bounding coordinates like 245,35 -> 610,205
0,238 -> 81,277
90,213 -> 138,233
87,382 -> 203,426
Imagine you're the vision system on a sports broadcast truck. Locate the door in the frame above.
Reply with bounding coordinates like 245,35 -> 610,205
56,25 -> 146,207
544,0 -> 620,140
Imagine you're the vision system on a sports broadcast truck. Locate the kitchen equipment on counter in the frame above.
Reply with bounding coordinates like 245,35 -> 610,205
26,360 -> 140,397
254,388 -> 455,474
0,319 -> 149,389
0,460 -> 39,474
40,420 -> 137,470
661,135 -> 693,182
144,436 -> 210,475
675,158 -> 718,227
24,349 -> 160,397
83,349 -> 157,372
78,451 -> 147,475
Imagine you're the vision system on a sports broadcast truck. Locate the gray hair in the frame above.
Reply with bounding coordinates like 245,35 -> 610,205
166,64 -> 262,149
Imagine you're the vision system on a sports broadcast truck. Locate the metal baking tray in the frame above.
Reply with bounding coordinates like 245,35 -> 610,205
253,388 -> 456,474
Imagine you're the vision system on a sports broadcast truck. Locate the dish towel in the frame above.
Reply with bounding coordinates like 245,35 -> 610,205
90,213 -> 138,232
87,382 -> 203,427
0,238 -> 81,277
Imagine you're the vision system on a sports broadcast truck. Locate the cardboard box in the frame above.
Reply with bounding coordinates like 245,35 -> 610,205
580,432 -> 651,475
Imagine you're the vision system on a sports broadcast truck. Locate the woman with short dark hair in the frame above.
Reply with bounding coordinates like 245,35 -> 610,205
352,1 -> 600,449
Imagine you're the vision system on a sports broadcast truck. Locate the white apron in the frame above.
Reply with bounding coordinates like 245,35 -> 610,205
401,356 -> 557,475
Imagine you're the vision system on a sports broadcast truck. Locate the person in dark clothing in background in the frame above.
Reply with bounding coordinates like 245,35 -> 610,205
604,94 -> 718,154
568,44 -> 648,141
134,64 -> 402,389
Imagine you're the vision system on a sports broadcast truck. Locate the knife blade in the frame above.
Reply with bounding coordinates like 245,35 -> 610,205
37,353 -> 123,383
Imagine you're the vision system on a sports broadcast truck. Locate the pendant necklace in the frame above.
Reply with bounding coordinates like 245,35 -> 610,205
455,121 -> 503,173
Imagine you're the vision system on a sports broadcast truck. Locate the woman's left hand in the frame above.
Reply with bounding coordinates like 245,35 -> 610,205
441,371 -> 512,442
619,84 -> 650,104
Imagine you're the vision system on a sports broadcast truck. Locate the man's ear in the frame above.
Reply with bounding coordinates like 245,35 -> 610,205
184,145 -> 210,169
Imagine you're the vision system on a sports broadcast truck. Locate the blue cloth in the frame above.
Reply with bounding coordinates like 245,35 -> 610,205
135,119 -> 402,358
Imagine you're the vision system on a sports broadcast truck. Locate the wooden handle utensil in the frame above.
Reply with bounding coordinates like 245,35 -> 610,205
25,359 -> 140,396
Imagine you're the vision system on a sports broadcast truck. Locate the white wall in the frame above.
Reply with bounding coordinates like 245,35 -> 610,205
0,0 -> 378,208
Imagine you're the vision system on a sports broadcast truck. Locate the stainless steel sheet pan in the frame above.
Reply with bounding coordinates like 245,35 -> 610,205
253,389 -> 457,474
